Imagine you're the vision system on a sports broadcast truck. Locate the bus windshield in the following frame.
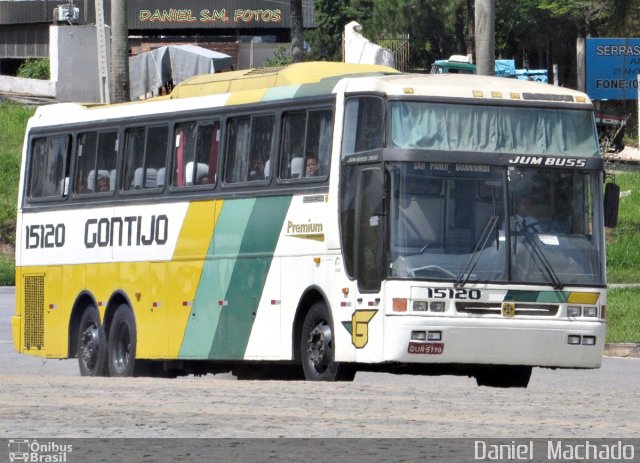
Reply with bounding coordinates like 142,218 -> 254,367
389,162 -> 605,287
388,101 -> 599,157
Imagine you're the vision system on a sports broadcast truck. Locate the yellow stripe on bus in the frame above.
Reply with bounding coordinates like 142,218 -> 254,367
567,292 -> 600,304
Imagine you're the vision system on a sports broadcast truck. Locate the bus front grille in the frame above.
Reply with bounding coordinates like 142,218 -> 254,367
456,302 -> 559,317
24,274 -> 45,350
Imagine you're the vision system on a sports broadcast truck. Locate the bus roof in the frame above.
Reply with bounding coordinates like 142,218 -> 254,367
28,65 -> 591,129
168,61 -> 399,99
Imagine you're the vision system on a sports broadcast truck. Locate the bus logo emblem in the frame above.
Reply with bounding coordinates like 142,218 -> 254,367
342,310 -> 378,348
501,302 -> 516,317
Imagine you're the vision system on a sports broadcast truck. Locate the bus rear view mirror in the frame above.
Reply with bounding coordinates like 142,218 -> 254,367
604,182 -> 620,228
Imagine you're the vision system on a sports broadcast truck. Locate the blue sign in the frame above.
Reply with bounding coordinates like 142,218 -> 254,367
586,38 -> 640,100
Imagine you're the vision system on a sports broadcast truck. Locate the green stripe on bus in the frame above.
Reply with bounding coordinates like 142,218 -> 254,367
262,84 -> 302,102
178,198 -> 256,359
504,290 -> 569,303
208,195 -> 292,359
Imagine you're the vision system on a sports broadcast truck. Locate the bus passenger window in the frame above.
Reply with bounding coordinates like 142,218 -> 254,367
123,126 -> 168,191
28,135 -> 70,200
279,109 -> 333,180
342,97 -> 384,157
225,115 -> 273,184
75,131 -> 118,194
172,121 -> 219,188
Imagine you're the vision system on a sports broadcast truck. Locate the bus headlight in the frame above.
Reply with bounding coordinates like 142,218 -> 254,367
430,301 -> 446,312
567,335 -> 581,345
567,306 -> 582,317
583,306 -> 598,317
413,301 -> 428,312
582,336 -> 596,345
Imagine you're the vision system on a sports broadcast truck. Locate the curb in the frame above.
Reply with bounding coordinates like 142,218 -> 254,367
604,343 -> 640,358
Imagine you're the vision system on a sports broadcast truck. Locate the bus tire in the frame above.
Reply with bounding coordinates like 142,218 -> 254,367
300,302 -> 355,381
475,366 -> 532,388
107,304 -> 137,377
77,306 -> 108,376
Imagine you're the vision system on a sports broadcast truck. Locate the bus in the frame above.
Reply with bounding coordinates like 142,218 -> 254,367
12,62 -> 619,387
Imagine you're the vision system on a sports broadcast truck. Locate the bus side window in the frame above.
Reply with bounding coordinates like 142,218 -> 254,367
28,135 -> 70,200
279,112 -> 305,179
342,97 -> 384,157
225,115 -> 273,184
172,120 -> 220,188
123,126 -> 167,191
75,131 -> 118,194
279,109 -> 333,180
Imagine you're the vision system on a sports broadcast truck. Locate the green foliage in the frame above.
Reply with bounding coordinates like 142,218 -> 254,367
0,101 -> 34,247
0,254 -> 15,286
17,58 -> 50,80
606,287 -> 640,343
606,171 -> 640,283
262,46 -> 294,68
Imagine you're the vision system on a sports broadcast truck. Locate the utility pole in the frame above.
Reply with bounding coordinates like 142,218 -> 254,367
110,0 -> 129,102
474,0 -> 495,76
94,0 -> 110,103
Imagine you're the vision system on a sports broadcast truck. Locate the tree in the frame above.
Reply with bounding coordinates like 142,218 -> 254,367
290,0 -> 304,62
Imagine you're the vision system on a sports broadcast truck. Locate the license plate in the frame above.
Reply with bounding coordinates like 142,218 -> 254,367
407,342 -> 444,355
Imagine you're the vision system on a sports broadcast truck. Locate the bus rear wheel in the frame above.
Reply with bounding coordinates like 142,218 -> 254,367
300,302 -> 355,381
77,306 -> 108,376
107,304 -> 137,377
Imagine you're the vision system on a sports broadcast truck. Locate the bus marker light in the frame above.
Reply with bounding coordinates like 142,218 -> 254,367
403,87 -> 414,94
314,257 -> 321,264
427,331 -> 442,341
270,299 -> 281,305
342,287 -> 349,296
135,292 -> 141,301
583,306 -> 597,317
491,91 -> 502,98
97,301 -> 104,307
582,336 -> 596,345
49,304 -> 57,309
510,93 -> 521,99
472,90 -> 483,97
152,302 -> 161,308
393,298 -> 408,312
601,305 -> 606,319
182,301 -> 193,307
413,301 -> 428,311
411,331 -> 426,341
368,300 -> 379,307
567,306 -> 582,317
568,335 -> 581,345
430,301 -> 445,312
575,96 -> 586,103
218,300 -> 228,306
340,301 -> 351,307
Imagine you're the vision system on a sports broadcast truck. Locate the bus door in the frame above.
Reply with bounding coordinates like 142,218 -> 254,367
341,162 -> 386,362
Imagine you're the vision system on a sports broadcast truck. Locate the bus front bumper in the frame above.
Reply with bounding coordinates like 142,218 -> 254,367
384,316 -> 605,368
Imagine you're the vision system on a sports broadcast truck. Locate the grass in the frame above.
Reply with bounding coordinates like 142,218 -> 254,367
0,101 -> 33,245
607,287 -> 640,343
606,170 -> 640,283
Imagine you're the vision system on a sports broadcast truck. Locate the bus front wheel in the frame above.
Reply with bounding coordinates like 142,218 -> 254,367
107,304 -> 137,377
300,302 -> 355,381
475,366 -> 532,388
77,306 -> 108,376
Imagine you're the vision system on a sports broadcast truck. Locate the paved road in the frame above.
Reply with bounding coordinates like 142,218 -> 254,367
1,287 -> 639,438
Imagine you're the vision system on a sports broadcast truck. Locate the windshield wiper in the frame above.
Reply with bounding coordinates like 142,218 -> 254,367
516,222 -> 564,289
455,215 -> 499,288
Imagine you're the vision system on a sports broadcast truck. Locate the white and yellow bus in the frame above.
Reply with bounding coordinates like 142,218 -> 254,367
12,62 -> 618,386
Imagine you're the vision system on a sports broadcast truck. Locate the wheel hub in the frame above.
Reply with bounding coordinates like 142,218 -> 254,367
307,323 -> 332,370
80,326 -> 99,368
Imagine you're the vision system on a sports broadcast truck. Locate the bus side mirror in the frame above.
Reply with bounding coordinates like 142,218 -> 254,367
604,182 -> 620,228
